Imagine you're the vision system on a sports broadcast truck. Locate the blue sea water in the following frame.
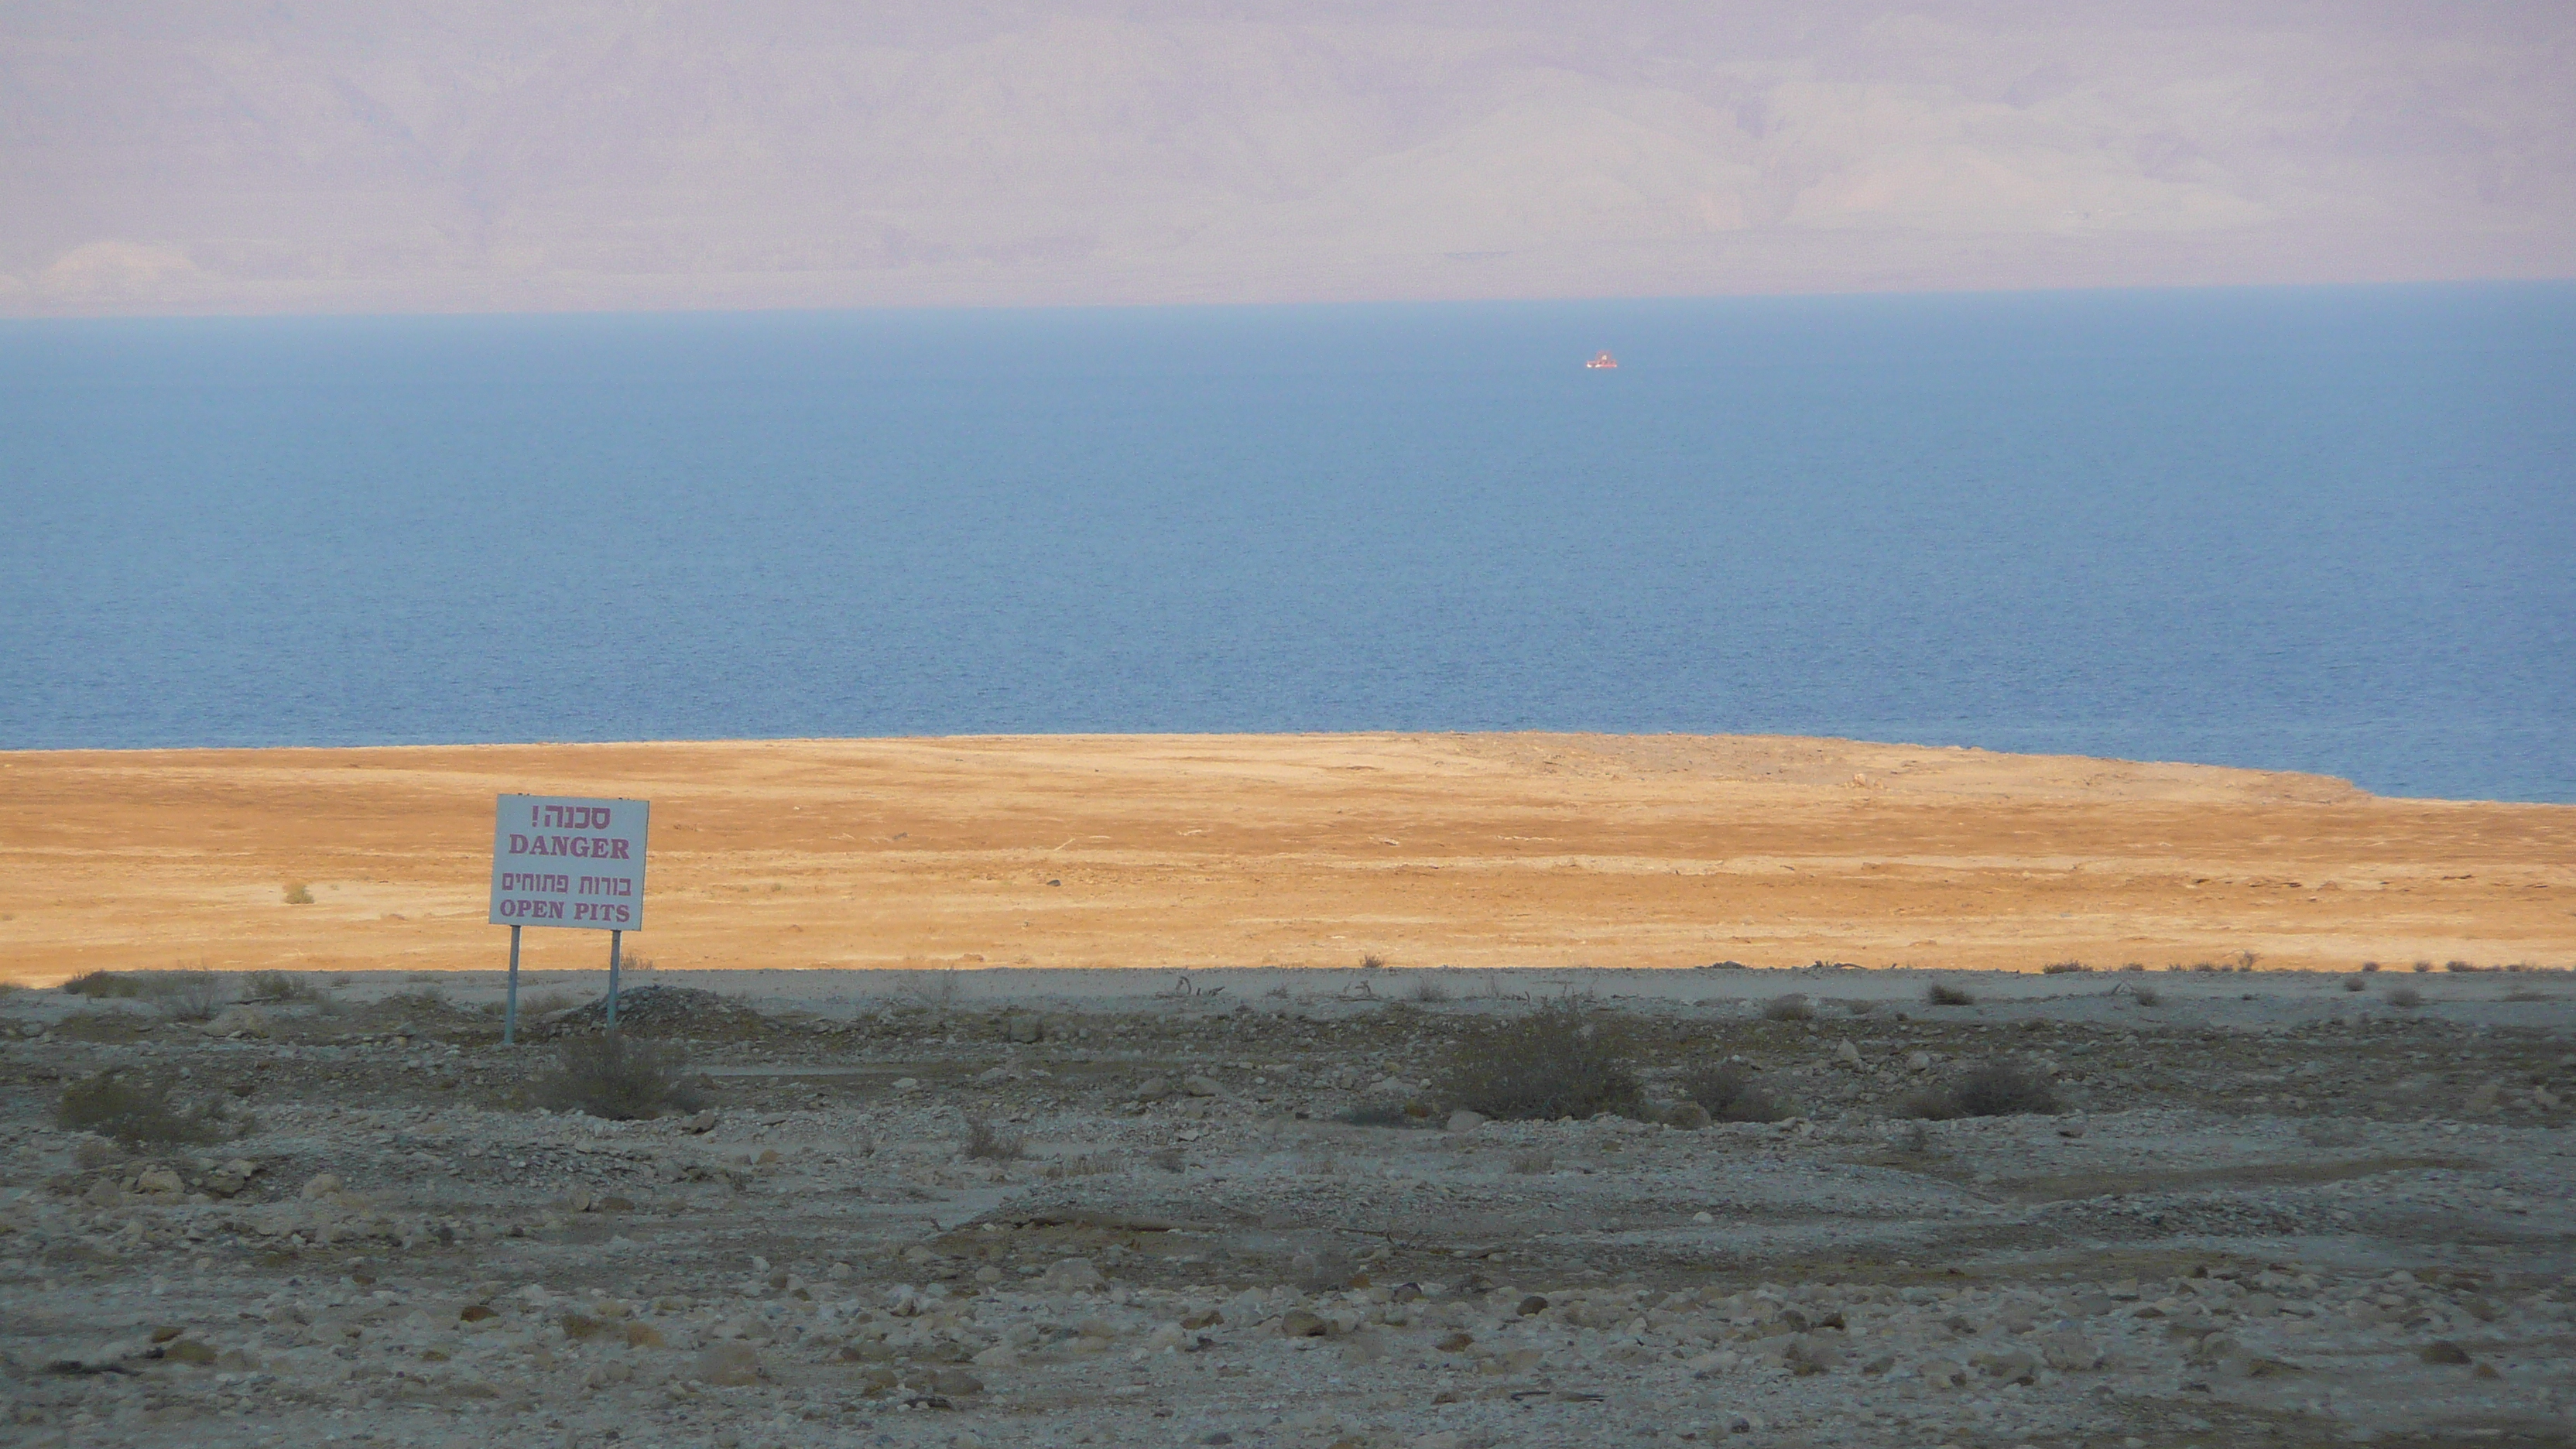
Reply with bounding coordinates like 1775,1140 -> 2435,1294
2,284 -> 2571,802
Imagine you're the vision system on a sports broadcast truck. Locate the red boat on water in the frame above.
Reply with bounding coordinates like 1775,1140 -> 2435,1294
1584,351 -> 1619,369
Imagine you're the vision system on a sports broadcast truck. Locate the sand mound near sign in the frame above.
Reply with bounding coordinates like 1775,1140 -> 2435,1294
532,985 -> 776,1040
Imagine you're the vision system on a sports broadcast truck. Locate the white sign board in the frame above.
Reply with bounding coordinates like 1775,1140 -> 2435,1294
489,795 -> 649,930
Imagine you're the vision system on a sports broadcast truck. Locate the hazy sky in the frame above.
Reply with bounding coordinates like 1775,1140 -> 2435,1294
5,2 -> 2571,315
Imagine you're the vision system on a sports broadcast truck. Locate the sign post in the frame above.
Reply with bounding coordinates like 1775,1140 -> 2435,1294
489,795 -> 649,1043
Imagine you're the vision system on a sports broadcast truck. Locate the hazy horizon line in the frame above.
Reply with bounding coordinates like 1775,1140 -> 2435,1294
8,273 -> 2572,327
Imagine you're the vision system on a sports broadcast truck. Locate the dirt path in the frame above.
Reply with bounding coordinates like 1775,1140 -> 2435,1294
2,732 -> 2569,986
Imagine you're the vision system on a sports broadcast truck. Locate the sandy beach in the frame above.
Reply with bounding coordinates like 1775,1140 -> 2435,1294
2,732 -> 2570,988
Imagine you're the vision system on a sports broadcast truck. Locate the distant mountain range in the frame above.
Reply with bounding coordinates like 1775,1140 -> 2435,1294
5,1 -> 2571,313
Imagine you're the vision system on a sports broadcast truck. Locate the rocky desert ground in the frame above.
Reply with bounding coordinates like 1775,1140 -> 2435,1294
5,963 -> 2573,1449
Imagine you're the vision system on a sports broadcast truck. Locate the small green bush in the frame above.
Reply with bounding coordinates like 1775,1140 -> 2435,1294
533,1032 -> 701,1120
1675,1063 -> 1791,1123
283,882 -> 314,905
1924,981 -> 1975,1006
58,1071 -> 248,1146
1335,1103 -> 1418,1128
1435,1000 -> 1642,1122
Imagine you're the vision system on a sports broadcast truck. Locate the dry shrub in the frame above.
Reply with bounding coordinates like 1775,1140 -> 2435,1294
283,882 -> 314,905
53,1009 -> 152,1043
149,968 -> 228,1022
60,970 -> 141,998
387,986 -> 447,1013
2359,961 -> 2380,973
964,1118 -> 1026,1160
2129,986 -> 2162,1007
1838,998 -> 1877,1016
1924,981 -> 1975,1006
1509,1149 -> 1554,1175
2387,987 -> 2424,1009
1435,1000 -> 1642,1122
1676,1063 -> 1791,1123
2412,961 -> 2433,974
533,1032 -> 701,1120
1761,995 -> 1814,1023
1951,1062 -> 2062,1116
1147,1146 -> 1187,1173
1409,975 -> 1453,1004
2342,976 -> 2368,992
242,971 -> 326,1004
2040,961 -> 2089,975
58,1071 -> 249,1146
1901,1060 -> 2060,1120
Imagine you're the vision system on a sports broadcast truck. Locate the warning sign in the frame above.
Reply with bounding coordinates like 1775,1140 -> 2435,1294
488,794 -> 649,930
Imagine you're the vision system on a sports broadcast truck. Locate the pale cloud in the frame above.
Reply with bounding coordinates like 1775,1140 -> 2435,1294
1,2 -> 2567,315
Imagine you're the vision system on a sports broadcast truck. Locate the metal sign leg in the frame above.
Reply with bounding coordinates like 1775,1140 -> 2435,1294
505,924 -> 522,1046
608,929 -> 622,1030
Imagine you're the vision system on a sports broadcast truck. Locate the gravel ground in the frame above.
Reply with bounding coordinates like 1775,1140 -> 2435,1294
3,965 -> 2572,1448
